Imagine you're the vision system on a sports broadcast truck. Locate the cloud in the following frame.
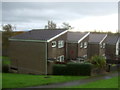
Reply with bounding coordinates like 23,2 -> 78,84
1,2 -> 118,31
71,14 -> 118,32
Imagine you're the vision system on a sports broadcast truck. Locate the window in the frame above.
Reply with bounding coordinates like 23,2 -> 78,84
52,41 -> 56,47
84,42 -> 87,48
103,43 -> 105,48
60,55 -> 64,62
57,55 -> 64,62
83,55 -> 87,59
57,57 -> 60,62
80,42 -> 83,48
58,40 -> 64,48
100,44 -> 103,48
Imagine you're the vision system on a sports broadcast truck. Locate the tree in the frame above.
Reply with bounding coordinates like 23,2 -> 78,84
61,22 -> 73,29
2,24 -> 13,56
44,21 -> 57,29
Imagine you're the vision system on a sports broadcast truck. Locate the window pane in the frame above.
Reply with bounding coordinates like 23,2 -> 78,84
84,42 -> 87,48
52,41 -> 56,47
58,40 -> 64,48
80,42 -> 83,48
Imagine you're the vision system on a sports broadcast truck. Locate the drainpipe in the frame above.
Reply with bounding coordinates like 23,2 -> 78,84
45,42 -> 48,76
44,42 -> 50,78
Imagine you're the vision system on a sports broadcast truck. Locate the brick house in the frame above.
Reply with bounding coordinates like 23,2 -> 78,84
8,29 -> 67,75
66,31 -> 90,60
104,34 -> 119,60
87,33 -> 107,59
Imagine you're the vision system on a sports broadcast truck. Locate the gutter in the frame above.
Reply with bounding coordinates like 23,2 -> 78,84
9,38 -> 47,42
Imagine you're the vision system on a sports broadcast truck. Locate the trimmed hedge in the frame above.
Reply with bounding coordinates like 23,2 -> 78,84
53,63 -> 92,76
53,64 -> 67,75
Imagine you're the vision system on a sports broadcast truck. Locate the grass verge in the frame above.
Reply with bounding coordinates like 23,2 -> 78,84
2,73 -> 88,88
66,76 -> 118,88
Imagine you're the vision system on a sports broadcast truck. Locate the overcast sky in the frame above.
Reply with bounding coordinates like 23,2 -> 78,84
2,2 -> 118,32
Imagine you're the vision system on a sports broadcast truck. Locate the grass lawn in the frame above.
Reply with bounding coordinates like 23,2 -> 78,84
2,73 -> 88,88
67,76 -> 118,88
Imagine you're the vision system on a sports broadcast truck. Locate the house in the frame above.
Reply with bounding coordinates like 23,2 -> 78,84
87,33 -> 107,59
66,31 -> 90,60
8,29 -> 67,75
104,34 -> 119,60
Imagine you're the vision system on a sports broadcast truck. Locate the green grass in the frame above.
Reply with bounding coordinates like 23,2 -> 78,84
67,76 -> 118,88
0,73 -> 2,89
1,56 -> 11,65
2,73 -> 88,88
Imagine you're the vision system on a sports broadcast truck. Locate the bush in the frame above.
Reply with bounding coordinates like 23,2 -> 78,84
53,64 -> 67,75
2,65 -> 9,73
66,63 -> 92,76
53,63 -> 92,76
2,57 -> 10,73
91,55 -> 106,69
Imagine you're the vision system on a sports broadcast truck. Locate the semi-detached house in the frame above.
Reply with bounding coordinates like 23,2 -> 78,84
8,29 -> 67,75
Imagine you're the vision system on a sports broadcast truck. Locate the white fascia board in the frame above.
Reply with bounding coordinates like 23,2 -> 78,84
78,32 -> 90,43
99,34 -> 108,44
9,38 -> 47,42
47,30 -> 68,42
116,38 -> 119,55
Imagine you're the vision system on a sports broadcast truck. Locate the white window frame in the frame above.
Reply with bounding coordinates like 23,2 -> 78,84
57,55 -> 64,62
58,40 -> 64,48
80,42 -> 83,48
100,44 -> 103,48
52,41 -> 56,47
84,42 -> 87,48
116,40 -> 119,55
103,43 -> 105,48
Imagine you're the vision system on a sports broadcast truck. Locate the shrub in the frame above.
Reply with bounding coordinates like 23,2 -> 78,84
2,65 -> 9,73
91,55 -> 106,69
53,64 -> 67,75
2,57 -> 11,73
53,63 -> 92,76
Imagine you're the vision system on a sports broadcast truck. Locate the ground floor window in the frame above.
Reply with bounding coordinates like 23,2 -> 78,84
57,55 -> 64,62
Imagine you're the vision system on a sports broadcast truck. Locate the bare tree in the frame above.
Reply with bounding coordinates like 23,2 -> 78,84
44,21 -> 57,29
61,22 -> 73,29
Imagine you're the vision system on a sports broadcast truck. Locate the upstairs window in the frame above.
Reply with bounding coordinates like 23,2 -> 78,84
80,42 -> 83,48
58,40 -> 64,48
100,44 -> 103,48
52,41 -> 56,47
84,42 -> 87,48
103,43 -> 105,48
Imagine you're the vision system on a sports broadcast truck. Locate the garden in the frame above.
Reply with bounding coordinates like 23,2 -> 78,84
1,55 -> 119,88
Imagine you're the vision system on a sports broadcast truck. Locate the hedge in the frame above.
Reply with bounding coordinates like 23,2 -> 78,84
53,64 -> 67,75
53,63 -> 92,76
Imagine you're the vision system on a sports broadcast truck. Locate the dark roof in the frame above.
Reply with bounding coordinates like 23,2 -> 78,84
10,29 -> 67,41
67,31 -> 88,43
105,34 -> 119,45
89,33 -> 107,43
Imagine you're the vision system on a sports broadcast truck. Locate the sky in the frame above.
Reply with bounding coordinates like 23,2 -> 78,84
1,1 -> 118,32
